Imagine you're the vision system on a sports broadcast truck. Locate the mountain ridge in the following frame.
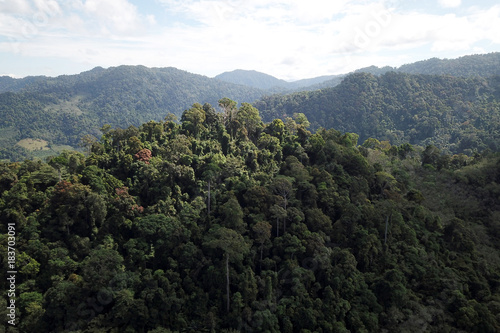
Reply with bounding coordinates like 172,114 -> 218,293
255,71 -> 500,155
355,52 -> 500,77
2,52 -> 500,161
0,65 -> 267,160
214,69 -> 343,91
214,52 -> 500,91
2,52 -> 500,94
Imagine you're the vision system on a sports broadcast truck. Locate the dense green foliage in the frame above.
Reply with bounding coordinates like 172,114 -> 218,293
0,76 -> 48,94
255,72 -> 500,154
398,52 -> 500,77
1,101 -> 499,332
356,52 -> 500,77
0,66 -> 265,160
3,53 -> 500,162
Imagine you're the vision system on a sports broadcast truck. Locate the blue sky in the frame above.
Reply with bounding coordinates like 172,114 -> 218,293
0,0 -> 499,80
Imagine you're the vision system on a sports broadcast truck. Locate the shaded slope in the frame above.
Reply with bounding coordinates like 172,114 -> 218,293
0,65 -> 265,152
255,72 -> 500,154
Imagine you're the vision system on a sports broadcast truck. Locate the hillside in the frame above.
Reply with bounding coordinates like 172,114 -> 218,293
214,69 -> 290,90
0,66 -> 265,160
3,53 -> 500,161
0,75 -> 48,93
205,53 -> 500,92
399,52 -> 500,76
255,72 -> 500,154
290,74 -> 345,90
356,52 -> 500,77
1,103 -> 499,332
214,69 -> 343,91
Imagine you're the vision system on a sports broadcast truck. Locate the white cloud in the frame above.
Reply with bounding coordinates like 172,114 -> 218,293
469,5 -> 500,43
0,0 -> 33,15
149,0 -> 400,78
33,0 -> 62,16
0,0 -> 61,39
340,5 -> 500,55
438,0 -> 461,9
1,0 -> 500,79
76,0 -> 154,35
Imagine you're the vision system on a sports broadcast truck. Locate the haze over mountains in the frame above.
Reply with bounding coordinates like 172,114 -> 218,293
214,69 -> 343,92
1,52 -> 500,161
215,52 -> 500,91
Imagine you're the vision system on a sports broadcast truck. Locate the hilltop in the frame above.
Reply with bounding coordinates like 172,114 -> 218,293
2,52 -> 500,161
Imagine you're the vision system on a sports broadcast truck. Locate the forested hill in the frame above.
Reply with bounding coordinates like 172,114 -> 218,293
356,52 -> 500,77
214,69 -> 290,90
1,102 -> 499,332
3,53 -> 500,161
0,66 -> 265,160
214,53 -> 500,92
254,72 -> 500,154
399,52 -> 500,76
0,75 -> 48,93
214,69 -> 343,91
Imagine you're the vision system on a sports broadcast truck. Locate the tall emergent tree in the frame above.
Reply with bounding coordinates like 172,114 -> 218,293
218,97 -> 238,139
204,226 -> 250,313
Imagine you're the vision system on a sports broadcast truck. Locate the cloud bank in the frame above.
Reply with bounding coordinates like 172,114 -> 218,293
0,0 -> 499,79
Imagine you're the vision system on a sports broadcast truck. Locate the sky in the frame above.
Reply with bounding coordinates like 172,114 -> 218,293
0,0 -> 499,81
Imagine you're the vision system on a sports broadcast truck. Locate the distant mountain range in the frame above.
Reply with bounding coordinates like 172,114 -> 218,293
214,53 -> 500,91
2,52 -> 500,160
356,52 -> 500,77
0,75 -> 48,93
214,69 -> 344,91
